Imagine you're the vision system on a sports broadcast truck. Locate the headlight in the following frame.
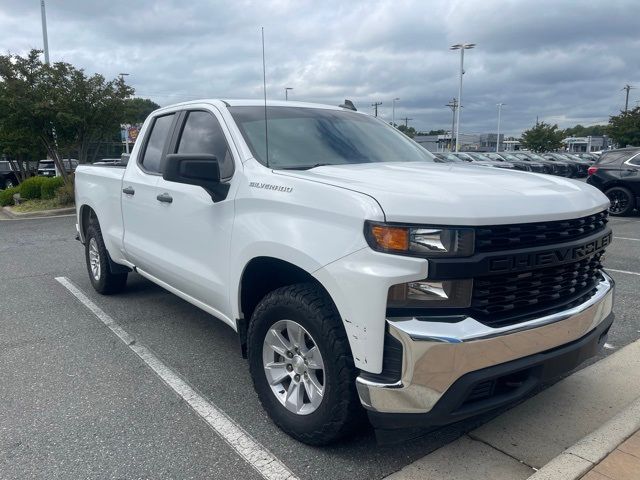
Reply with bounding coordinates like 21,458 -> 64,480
364,221 -> 475,257
387,279 -> 473,308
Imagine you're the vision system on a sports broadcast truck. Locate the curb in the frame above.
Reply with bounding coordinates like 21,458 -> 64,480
1,205 -> 75,219
528,396 -> 640,480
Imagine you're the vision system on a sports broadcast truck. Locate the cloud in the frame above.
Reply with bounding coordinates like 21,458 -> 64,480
0,0 -> 638,135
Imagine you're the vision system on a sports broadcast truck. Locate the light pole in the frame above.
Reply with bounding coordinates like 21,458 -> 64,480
285,87 -> 293,101
450,43 -> 475,152
496,103 -> 505,152
392,98 -> 400,128
40,0 -> 50,64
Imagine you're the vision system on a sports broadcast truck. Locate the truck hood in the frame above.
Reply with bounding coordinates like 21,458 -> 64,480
277,162 -> 609,225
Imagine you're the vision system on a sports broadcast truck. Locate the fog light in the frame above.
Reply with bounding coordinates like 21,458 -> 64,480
387,279 -> 473,308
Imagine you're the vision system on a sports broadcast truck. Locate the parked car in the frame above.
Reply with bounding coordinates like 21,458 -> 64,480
38,158 -> 79,177
542,153 -> 588,178
484,152 -> 548,173
466,152 -> 530,171
559,153 -> 592,177
451,152 -> 516,169
587,147 -> 640,215
0,160 -> 20,189
514,152 -> 567,176
75,99 -> 614,445
573,152 -> 598,162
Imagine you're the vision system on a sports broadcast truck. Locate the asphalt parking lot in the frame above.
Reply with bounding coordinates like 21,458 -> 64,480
1,213 -> 639,480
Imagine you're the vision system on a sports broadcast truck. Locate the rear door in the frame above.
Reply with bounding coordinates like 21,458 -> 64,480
122,112 -> 179,274
623,152 -> 640,195
150,107 -> 238,317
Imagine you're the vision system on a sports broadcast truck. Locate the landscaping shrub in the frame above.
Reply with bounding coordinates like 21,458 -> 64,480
55,182 -> 75,206
0,187 -> 19,206
40,177 -> 65,199
19,176 -> 46,199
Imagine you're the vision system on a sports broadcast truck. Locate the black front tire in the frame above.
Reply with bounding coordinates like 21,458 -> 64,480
247,283 -> 363,445
85,221 -> 128,294
605,186 -> 635,216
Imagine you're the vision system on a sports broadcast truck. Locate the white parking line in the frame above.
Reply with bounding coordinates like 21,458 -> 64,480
606,268 -> 640,277
55,276 -> 298,480
614,236 -> 640,242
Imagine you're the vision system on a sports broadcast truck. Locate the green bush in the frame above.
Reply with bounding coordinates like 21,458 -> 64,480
40,177 -> 65,199
0,186 -> 19,206
55,182 -> 75,206
19,176 -> 46,199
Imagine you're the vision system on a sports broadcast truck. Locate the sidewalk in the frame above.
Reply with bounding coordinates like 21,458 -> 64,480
386,338 -> 640,480
582,429 -> 640,480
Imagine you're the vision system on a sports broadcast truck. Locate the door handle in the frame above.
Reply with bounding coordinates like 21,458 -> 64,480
122,187 -> 135,195
156,192 -> 173,204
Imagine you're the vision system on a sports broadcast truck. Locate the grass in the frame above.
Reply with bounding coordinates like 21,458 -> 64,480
11,198 -> 74,213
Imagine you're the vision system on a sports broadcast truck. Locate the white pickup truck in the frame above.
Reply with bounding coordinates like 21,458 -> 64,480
75,99 -> 615,445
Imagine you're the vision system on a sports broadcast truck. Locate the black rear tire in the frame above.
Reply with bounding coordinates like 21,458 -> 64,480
605,186 -> 635,216
247,283 -> 363,445
85,221 -> 128,294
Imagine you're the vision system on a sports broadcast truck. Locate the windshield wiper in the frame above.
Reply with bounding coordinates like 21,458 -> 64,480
277,163 -> 335,170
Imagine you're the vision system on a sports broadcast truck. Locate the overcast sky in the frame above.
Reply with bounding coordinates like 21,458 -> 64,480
1,0 -> 638,135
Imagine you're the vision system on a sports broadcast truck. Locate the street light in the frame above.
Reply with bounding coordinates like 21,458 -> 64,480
392,97 -> 400,128
40,1 -> 50,65
496,103 -> 506,152
285,87 -> 293,101
450,43 -> 475,152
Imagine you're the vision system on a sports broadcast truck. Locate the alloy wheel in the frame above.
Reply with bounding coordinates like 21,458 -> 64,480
262,319 -> 325,415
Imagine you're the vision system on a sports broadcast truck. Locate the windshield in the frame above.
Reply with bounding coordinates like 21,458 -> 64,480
471,152 -> 493,161
229,106 -> 435,169
39,160 -> 54,168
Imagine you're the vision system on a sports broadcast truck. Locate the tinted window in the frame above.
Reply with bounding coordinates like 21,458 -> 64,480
597,150 -> 639,165
177,111 -> 234,179
628,154 -> 640,166
0,161 -> 10,172
141,114 -> 174,173
229,106 -> 434,169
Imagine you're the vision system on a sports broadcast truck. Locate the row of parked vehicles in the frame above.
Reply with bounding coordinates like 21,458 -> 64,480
433,151 -> 599,178
0,158 -> 79,189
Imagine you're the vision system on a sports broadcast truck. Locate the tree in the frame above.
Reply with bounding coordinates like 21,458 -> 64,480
123,97 -> 160,124
397,124 -> 417,138
521,121 -> 564,152
564,124 -> 607,137
607,107 -> 640,147
0,50 -> 134,182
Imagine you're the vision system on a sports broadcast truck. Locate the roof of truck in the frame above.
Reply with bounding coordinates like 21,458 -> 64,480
154,99 -> 358,113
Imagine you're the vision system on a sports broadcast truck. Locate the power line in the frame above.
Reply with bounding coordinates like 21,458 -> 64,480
400,117 -> 413,128
371,101 -> 382,117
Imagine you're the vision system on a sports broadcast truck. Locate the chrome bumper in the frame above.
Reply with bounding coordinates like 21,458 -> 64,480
356,272 -> 615,414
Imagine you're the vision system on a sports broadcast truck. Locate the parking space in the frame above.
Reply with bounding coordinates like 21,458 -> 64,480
1,214 -> 639,479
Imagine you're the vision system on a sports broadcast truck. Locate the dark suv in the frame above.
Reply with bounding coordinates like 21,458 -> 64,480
0,161 -> 19,190
587,148 -> 640,215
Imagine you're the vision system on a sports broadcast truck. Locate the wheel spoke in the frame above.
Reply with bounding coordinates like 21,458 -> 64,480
264,361 -> 289,385
303,375 -> 323,408
266,329 -> 291,356
306,346 -> 324,370
285,380 -> 304,412
286,321 -> 305,350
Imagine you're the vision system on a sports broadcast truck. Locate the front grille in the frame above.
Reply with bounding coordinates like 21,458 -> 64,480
475,211 -> 608,252
471,253 -> 603,328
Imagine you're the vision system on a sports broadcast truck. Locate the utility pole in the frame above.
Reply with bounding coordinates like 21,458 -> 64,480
285,87 -> 293,101
40,0 -> 50,64
400,117 -> 413,128
496,103 -> 506,152
392,97 -> 400,128
450,43 -> 475,151
623,84 -> 634,112
371,101 -> 382,117
446,98 -> 458,151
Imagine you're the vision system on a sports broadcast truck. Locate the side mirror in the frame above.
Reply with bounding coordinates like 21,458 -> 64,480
162,153 -> 229,202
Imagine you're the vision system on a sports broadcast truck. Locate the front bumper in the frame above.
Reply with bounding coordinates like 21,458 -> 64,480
356,272 -> 614,427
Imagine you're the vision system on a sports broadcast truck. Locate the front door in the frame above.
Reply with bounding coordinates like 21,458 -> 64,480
151,107 -> 238,319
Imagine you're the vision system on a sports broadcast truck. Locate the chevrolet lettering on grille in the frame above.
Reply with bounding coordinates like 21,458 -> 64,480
488,231 -> 612,274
